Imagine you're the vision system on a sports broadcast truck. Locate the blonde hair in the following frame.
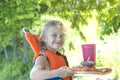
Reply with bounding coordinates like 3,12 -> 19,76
39,20 -> 65,50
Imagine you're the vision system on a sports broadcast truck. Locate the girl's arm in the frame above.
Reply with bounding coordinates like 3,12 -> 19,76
30,55 -> 74,80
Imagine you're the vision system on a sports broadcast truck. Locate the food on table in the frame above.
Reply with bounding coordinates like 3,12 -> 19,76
81,61 -> 95,68
68,60 -> 112,74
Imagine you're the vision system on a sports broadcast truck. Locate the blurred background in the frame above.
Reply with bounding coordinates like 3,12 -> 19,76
0,0 -> 120,80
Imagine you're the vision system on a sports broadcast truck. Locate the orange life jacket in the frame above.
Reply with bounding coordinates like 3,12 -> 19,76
24,32 -> 71,80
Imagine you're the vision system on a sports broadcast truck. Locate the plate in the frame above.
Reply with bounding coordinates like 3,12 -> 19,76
70,67 -> 112,75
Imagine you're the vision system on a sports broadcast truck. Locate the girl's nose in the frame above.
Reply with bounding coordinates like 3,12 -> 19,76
56,35 -> 63,41
56,36 -> 61,41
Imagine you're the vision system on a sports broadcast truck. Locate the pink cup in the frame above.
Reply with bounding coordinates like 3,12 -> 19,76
81,44 -> 96,62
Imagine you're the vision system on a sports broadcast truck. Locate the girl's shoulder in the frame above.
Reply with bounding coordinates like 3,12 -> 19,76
35,53 -> 47,62
34,54 -> 49,69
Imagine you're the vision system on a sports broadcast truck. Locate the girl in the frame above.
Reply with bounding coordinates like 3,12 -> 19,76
30,20 -> 74,80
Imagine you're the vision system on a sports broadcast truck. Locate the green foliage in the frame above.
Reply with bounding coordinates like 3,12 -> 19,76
0,56 -> 32,80
97,0 -> 120,38
0,0 -> 38,46
39,2 -> 48,14
99,15 -> 120,38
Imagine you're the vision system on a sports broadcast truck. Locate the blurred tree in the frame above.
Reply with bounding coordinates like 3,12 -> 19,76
0,0 -> 38,61
0,0 -> 120,61
97,0 -> 120,39
38,0 -> 120,40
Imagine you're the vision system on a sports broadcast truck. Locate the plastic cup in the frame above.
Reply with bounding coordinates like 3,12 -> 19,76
81,44 -> 96,62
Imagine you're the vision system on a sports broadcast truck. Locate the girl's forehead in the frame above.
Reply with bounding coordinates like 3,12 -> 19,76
47,26 -> 64,33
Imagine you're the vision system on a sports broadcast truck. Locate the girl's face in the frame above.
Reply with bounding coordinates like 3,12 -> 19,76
43,26 -> 65,52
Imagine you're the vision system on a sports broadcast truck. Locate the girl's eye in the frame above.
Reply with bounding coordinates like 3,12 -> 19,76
52,34 -> 64,38
60,35 -> 64,38
61,34 -> 65,37
52,35 -> 57,37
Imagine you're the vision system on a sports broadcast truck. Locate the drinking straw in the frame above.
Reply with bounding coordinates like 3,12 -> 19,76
87,57 -> 90,61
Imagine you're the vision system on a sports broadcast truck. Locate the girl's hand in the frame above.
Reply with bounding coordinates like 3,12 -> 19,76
56,66 -> 75,78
